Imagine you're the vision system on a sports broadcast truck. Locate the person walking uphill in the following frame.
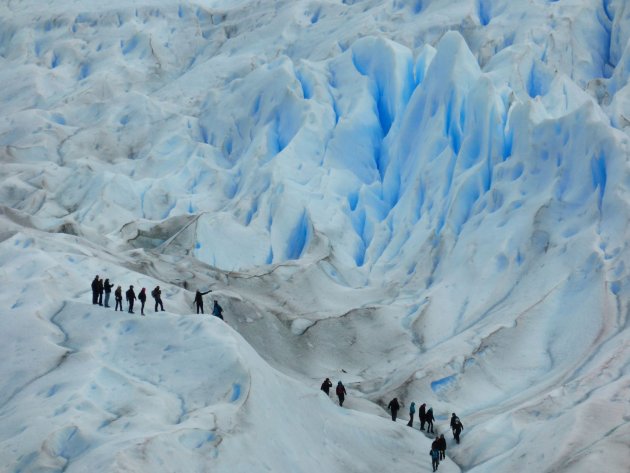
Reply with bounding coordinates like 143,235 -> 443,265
429,442 -> 440,472
336,381 -> 347,406
407,401 -> 416,427
388,397 -> 400,421
426,407 -> 435,433
321,378 -> 333,396
437,434 -> 447,460
152,286 -> 164,312
114,286 -> 123,311
419,403 -> 427,431
126,285 -> 136,314
451,413 -> 464,444
194,289 -> 212,314
212,300 -> 224,320
138,288 -> 147,316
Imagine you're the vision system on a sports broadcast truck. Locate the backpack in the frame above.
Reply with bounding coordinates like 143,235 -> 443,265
151,288 -> 158,298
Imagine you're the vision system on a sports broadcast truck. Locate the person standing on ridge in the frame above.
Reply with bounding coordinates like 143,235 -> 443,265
97,276 -> 104,306
437,434 -> 447,460
212,300 -> 224,320
114,285 -> 123,311
336,381 -> 347,406
321,378 -> 333,396
388,397 -> 400,421
194,289 -> 212,314
451,413 -> 464,444
426,407 -> 435,433
407,401 -> 416,427
152,286 -> 164,312
91,275 -> 100,305
138,288 -> 147,316
126,285 -> 136,314
103,278 -> 114,308
419,402 -> 427,431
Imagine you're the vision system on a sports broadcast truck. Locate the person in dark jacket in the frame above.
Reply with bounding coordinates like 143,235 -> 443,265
103,278 -> 114,307
321,378 -> 333,396
212,300 -> 223,320
91,275 -> 100,305
388,397 -> 400,421
97,277 -> 104,306
451,413 -> 464,444
114,286 -> 123,311
138,288 -> 147,315
437,434 -> 447,460
426,407 -> 435,433
194,289 -> 212,314
152,286 -> 164,312
419,403 -> 427,430
407,401 -> 416,427
336,381 -> 347,406
126,285 -> 136,314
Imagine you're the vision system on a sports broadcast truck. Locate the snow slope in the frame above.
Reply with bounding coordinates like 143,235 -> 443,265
0,0 -> 629,472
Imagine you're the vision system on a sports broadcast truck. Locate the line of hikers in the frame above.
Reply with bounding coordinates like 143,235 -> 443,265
91,275 -> 223,319
320,380 -> 465,472
387,397 -> 464,472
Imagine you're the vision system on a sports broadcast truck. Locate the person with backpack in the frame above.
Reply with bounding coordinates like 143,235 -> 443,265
138,288 -> 147,316
429,440 -> 440,471
194,289 -> 212,314
152,286 -> 164,312
336,381 -> 347,406
103,278 -> 114,308
419,402 -> 427,430
407,401 -> 416,427
437,434 -> 447,460
451,413 -> 464,444
320,378 -> 333,396
426,407 -> 435,433
114,286 -> 123,311
387,397 -> 400,421
212,300 -> 224,320
126,285 -> 136,314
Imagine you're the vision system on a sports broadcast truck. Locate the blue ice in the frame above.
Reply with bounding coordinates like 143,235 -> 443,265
430,374 -> 456,392
230,383 -> 241,402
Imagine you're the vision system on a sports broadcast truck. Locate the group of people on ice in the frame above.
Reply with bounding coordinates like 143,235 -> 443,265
90,275 -> 223,319
321,379 -> 464,472
390,398 -> 464,471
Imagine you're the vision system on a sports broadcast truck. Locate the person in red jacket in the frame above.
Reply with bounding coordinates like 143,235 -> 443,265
336,381 -> 347,406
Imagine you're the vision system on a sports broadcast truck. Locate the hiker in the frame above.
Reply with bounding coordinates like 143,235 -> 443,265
114,286 -> 123,311
126,285 -> 136,314
451,413 -> 464,444
336,381 -> 347,406
212,300 -> 224,320
429,441 -> 440,472
407,401 -> 416,427
321,378 -> 333,396
194,289 -> 211,314
419,403 -> 427,430
437,434 -> 447,460
103,278 -> 114,307
426,407 -> 435,433
152,286 -> 164,312
97,277 -> 104,305
138,288 -> 147,316
387,397 -> 400,421
91,275 -> 100,305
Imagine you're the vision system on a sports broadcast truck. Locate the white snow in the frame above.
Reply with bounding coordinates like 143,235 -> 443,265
0,0 -> 629,472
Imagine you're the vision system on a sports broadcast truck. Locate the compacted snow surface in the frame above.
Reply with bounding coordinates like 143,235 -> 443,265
0,0 -> 629,472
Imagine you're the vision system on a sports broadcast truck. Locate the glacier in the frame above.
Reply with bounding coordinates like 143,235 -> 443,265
0,0 -> 629,472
